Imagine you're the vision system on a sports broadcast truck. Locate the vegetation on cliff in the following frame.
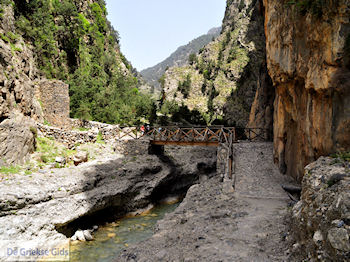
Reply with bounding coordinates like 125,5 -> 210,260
4,0 -> 154,125
286,0 -> 340,17
160,0 -> 268,126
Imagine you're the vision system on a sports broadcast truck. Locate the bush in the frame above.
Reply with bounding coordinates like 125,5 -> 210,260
188,53 -> 197,65
177,74 -> 191,98
0,165 -> 21,175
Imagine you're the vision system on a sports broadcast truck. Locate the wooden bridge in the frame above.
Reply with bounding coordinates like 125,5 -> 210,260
112,126 -> 270,181
113,126 -> 271,146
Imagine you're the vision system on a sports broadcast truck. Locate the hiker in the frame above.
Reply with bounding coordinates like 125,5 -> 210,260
140,125 -> 145,135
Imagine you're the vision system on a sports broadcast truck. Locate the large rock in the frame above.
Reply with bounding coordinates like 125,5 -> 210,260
73,151 -> 89,166
291,156 -> 350,260
0,113 -> 36,165
327,228 -> 350,252
261,0 -> 350,181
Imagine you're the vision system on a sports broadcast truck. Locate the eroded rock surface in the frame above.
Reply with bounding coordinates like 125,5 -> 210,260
0,4 -> 42,123
0,113 -> 36,165
0,145 -> 216,252
261,0 -> 350,181
291,156 -> 350,261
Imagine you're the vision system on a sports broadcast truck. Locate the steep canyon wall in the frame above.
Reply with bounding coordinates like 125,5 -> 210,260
259,0 -> 350,181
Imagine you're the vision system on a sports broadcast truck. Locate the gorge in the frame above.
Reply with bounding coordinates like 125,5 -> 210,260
0,0 -> 349,261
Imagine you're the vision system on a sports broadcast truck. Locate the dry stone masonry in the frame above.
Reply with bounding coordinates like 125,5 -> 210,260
36,80 -> 71,129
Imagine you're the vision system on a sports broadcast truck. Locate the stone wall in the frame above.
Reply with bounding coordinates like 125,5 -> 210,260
37,123 -> 97,148
70,119 -> 143,141
36,80 -> 70,129
37,120 -> 147,149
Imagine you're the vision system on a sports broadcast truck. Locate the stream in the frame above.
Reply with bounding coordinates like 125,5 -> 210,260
69,202 -> 180,262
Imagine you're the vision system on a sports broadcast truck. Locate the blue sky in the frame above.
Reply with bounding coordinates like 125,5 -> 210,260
105,0 -> 226,70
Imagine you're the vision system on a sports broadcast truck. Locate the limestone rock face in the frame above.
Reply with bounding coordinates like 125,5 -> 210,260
0,113 -> 36,165
263,0 -> 350,181
161,0 -> 270,126
292,156 -> 350,260
0,4 -> 43,123
247,60 -> 274,135
36,80 -> 70,129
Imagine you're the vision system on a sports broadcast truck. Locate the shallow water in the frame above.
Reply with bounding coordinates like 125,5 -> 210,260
69,202 -> 179,262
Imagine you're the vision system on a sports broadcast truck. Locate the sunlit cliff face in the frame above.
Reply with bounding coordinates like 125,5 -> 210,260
262,0 -> 350,181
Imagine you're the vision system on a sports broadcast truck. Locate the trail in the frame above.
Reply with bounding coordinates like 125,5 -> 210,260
118,142 -> 296,262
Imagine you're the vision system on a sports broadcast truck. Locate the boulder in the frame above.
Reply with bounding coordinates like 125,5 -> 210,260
0,113 -> 36,165
327,228 -> 350,252
313,230 -> 323,246
83,230 -> 93,241
74,230 -> 85,241
55,156 -> 66,167
73,151 -> 88,166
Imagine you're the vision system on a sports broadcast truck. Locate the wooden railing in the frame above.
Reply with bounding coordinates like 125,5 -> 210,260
112,126 -> 271,143
113,126 -> 270,181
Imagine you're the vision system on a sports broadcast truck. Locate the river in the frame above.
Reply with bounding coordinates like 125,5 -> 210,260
69,202 -> 179,262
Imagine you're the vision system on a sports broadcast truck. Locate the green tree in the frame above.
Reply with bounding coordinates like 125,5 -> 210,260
188,53 -> 197,65
177,74 -> 192,98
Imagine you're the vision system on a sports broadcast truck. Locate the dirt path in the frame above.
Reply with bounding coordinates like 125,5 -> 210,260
117,142 -> 296,262
230,142 -> 295,261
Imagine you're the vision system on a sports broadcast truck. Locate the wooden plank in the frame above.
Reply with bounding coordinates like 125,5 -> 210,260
151,140 -> 219,147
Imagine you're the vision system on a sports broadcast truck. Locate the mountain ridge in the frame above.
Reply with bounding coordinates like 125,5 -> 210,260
140,27 -> 221,89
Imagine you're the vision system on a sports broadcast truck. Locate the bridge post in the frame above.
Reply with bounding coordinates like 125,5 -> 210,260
217,143 -> 235,193
216,144 -> 228,179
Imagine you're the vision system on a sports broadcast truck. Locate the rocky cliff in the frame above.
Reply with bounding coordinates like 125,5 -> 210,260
161,0 -> 269,126
0,3 -> 42,122
255,0 -> 350,181
0,0 -> 149,165
0,2 -> 43,165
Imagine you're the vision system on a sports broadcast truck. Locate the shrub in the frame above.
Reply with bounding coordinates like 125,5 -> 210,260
7,32 -> 18,42
0,33 -> 10,43
77,13 -> 90,31
188,53 -> 197,65
96,132 -> 105,144
0,165 -> 21,175
177,74 -> 191,98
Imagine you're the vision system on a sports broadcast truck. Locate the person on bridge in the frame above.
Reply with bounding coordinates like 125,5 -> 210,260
140,125 -> 145,135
